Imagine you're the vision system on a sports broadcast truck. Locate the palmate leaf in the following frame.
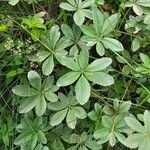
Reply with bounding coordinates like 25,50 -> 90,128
12,71 -> 58,116
49,91 -> 87,129
60,0 -> 93,26
69,132 -> 101,150
61,24 -> 89,57
94,114 -> 128,147
80,6 -> 123,56
14,113 -> 47,149
32,25 -> 69,76
57,49 -> 114,104
124,111 -> 150,150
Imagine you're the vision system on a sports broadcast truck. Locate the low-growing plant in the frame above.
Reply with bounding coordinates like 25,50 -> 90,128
0,0 -> 150,149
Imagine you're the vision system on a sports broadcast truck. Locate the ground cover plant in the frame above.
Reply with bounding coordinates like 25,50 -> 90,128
0,0 -> 150,149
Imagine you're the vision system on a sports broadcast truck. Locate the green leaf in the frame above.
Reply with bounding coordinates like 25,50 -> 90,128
102,37 -> 123,52
125,133 -> 142,148
81,0 -> 92,8
109,132 -> 116,146
60,2 -> 76,11
85,140 -> 102,150
96,42 -> 105,56
57,71 -> 80,86
58,92 -> 68,106
75,75 -> 91,105
51,139 -> 65,150
55,36 -> 70,51
93,128 -> 109,140
125,1 -> 134,7
133,4 -> 143,16
115,132 -> 127,146
45,91 -> 58,102
61,24 -> 74,39
86,57 -> 112,72
101,13 -> 119,36
119,101 -> 131,113
92,4 -> 104,34
88,111 -> 98,121
30,135 -> 38,150
9,0 -> 19,5
102,115 -> 113,128
35,95 -> 47,116
43,76 -> 54,91
19,97 -> 37,113
125,117 -> 145,133
42,55 -> 54,76
50,108 -> 68,126
137,0 -> 150,7
85,72 -> 114,86
66,109 -> 77,129
27,51 -> 50,62
70,133 -> 80,143
49,25 -> 60,50
48,101 -> 66,111
37,130 -> 47,144
144,110 -> 150,131
14,131 -> 32,145
72,106 -> 87,119
12,85 -> 36,97
131,38 -> 140,52
73,10 -> 85,26
97,0 -> 104,5
140,53 -> 150,65
61,57 -> 80,71
80,25 -> 96,38
28,70 -> 41,90
103,105 -> 114,115
77,49 -> 89,70
144,14 -> 150,24
6,68 -> 23,78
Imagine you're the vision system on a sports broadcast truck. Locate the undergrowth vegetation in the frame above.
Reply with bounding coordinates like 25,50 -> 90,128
0,0 -> 150,149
